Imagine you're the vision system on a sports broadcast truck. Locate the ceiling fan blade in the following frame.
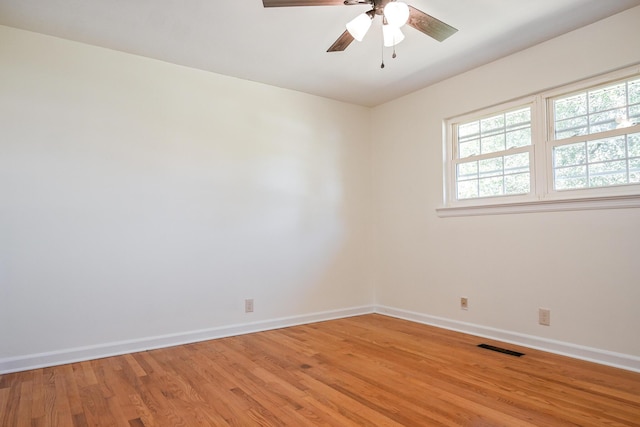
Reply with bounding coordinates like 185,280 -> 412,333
407,5 -> 457,42
327,30 -> 355,52
262,0 -> 346,6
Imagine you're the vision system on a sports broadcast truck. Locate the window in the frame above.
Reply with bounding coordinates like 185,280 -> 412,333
441,66 -> 640,216
550,78 -> 640,191
455,106 -> 532,200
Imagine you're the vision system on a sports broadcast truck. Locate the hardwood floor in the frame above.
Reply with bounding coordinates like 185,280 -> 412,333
1,314 -> 639,426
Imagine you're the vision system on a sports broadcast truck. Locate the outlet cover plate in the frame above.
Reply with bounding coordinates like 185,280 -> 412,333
539,308 -> 550,326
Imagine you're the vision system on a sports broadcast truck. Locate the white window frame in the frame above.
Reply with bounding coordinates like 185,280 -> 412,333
438,64 -> 640,217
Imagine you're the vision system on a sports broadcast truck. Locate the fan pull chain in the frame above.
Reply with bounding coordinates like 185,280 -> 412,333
380,33 -> 385,69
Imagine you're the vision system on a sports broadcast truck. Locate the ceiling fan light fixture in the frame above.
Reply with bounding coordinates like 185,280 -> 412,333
346,12 -> 373,42
383,24 -> 405,47
384,1 -> 410,27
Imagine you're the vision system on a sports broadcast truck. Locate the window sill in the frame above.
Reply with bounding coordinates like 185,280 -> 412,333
436,194 -> 640,217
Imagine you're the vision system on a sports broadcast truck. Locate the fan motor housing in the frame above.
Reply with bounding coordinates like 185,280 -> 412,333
344,0 -> 392,15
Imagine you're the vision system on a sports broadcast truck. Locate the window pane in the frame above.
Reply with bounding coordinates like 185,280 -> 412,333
555,176 -> 588,190
459,121 -> 479,140
555,165 -> 587,190
589,108 -> 626,133
553,76 -> 640,140
481,115 -> 504,133
504,173 -> 530,195
555,165 -> 587,179
481,134 -> 505,154
589,162 -> 627,187
457,161 -> 478,181
554,93 -> 586,121
506,128 -> 531,149
454,150 -> 531,200
630,158 -> 640,183
587,136 -> 626,162
554,143 -> 586,167
506,108 -> 531,127
504,152 -> 529,174
628,104 -> 640,124
479,176 -> 503,197
479,157 -> 503,178
629,79 -> 640,105
553,133 -> 640,191
459,140 -> 480,158
629,132 -> 640,157
456,107 -> 532,162
589,173 -> 627,187
589,159 -> 626,174
589,83 -> 626,113
555,117 -> 588,139
457,180 -> 478,199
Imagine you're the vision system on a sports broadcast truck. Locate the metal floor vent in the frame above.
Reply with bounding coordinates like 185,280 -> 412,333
477,343 -> 524,357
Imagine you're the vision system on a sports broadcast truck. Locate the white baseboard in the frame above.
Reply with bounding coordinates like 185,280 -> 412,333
0,305 -> 375,374
3,304 -> 639,374
375,305 -> 640,373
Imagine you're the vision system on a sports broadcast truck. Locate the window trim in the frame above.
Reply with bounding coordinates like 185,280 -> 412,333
439,64 -> 640,217
436,194 -> 640,217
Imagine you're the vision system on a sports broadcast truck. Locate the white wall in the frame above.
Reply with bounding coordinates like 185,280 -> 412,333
371,6 -> 640,358
0,26 -> 373,363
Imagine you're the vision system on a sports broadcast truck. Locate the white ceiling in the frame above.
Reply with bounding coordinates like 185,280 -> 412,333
1,0 -> 639,106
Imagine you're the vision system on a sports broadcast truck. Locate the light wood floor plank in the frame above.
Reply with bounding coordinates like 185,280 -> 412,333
1,314 -> 639,426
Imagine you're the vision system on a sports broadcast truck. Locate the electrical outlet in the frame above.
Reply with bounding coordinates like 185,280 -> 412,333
245,299 -> 254,313
539,308 -> 550,326
460,297 -> 468,310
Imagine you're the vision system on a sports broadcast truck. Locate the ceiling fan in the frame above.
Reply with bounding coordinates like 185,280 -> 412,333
261,0 -> 457,53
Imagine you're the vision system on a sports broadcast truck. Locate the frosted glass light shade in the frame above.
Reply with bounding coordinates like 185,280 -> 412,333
383,24 -> 405,47
346,12 -> 372,41
384,2 -> 410,27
